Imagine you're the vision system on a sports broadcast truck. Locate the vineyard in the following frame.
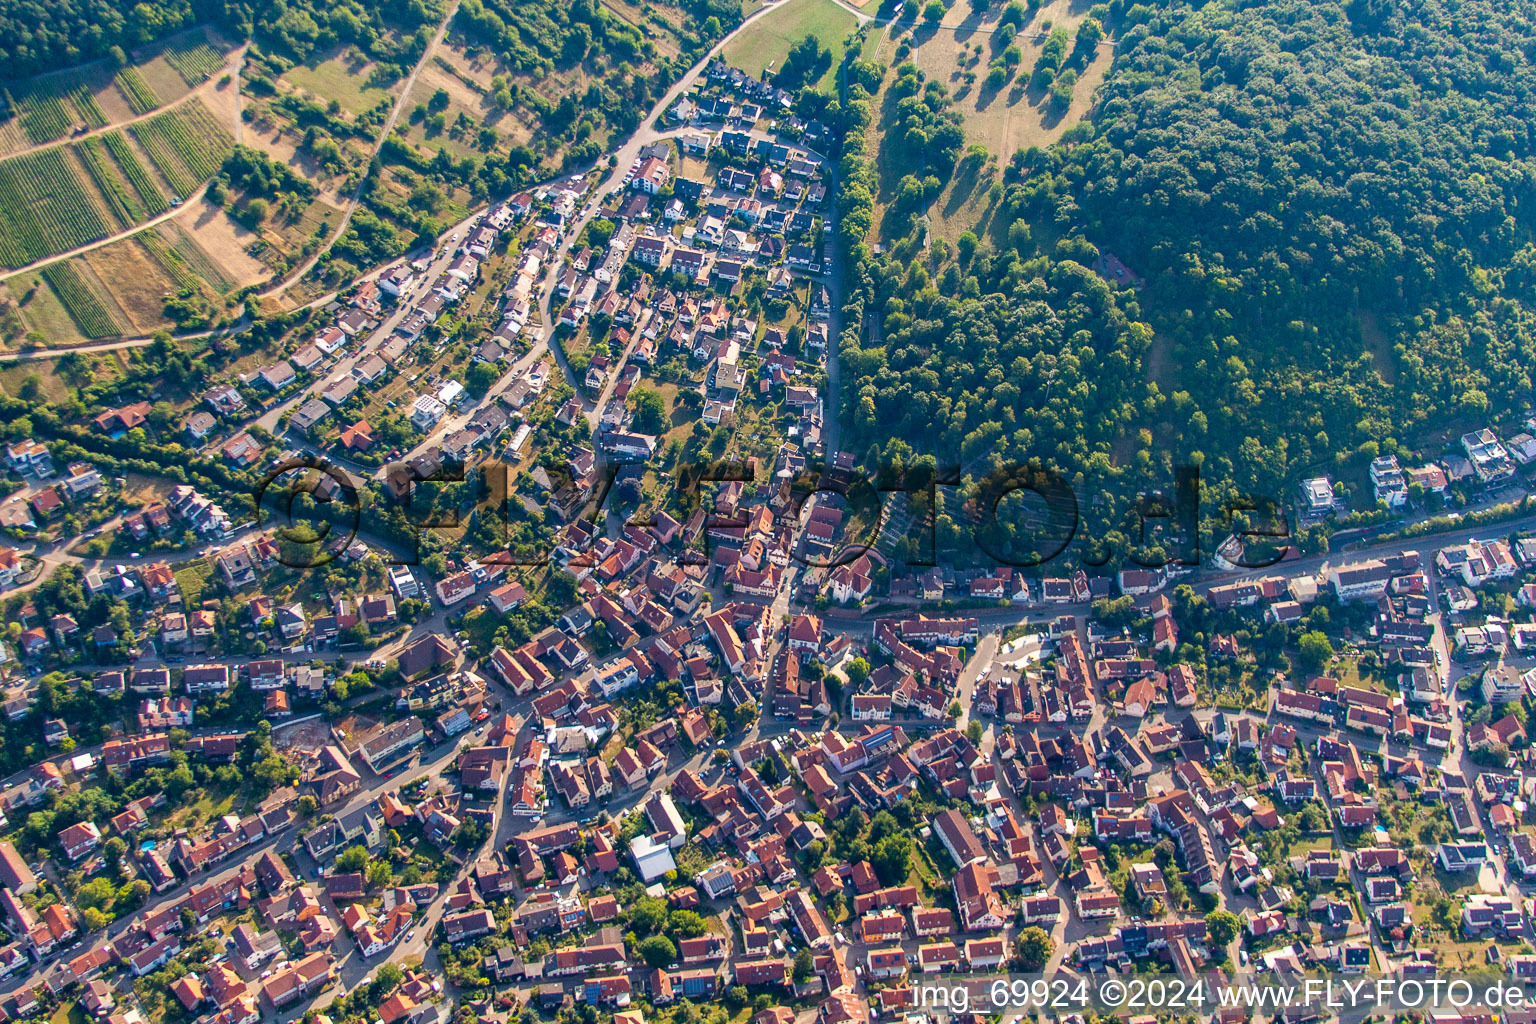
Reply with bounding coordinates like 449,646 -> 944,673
0,147 -> 111,268
101,133 -> 170,216
65,83 -> 107,129
137,230 -> 199,292
0,95 -> 231,270
16,92 -> 67,144
165,42 -> 225,86
161,223 -> 234,293
74,138 -> 145,224
129,100 -> 233,198
41,262 -> 122,338
114,68 -> 162,116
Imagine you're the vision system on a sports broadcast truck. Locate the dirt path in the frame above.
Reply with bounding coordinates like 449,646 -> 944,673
262,0 -> 463,298
0,48 -> 249,283
1,0 -> 848,361
0,44 -> 247,165
0,314 -> 248,362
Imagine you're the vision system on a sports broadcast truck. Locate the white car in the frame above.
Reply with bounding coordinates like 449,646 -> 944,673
406,929 -> 416,941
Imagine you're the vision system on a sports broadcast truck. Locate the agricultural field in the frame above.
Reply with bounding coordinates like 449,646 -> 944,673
0,195 -> 258,345
149,222 -> 238,295
4,72 -> 113,146
0,147 -> 113,268
75,136 -> 155,224
721,0 -> 859,89
164,42 -> 226,86
1,237 -> 230,344
0,27 -> 235,158
75,236 -> 194,334
128,98 -> 236,198
40,262 -> 125,338
163,199 -> 273,292
100,131 -> 172,215
0,44 -> 238,273
0,96 -> 233,271
114,68 -> 162,116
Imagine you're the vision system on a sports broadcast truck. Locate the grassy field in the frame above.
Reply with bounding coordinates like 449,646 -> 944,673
722,0 -> 860,90
866,0 -> 1114,243
1,275 -> 82,346
282,49 -> 396,117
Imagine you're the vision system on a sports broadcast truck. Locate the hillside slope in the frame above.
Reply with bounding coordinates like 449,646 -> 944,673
838,0 -> 1536,563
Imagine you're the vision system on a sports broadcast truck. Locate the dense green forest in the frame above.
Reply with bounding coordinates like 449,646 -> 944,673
0,0 -> 203,79
838,0 -> 1536,566
230,0 -> 449,70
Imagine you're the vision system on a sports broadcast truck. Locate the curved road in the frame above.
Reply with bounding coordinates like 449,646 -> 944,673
536,0 -> 875,430
0,0 -> 843,364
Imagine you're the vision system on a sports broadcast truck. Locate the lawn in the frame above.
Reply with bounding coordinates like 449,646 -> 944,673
175,559 -> 214,606
722,0 -> 860,91
168,786 -> 238,829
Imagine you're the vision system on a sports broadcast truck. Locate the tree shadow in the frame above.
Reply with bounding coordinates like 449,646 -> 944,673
909,20 -> 942,47
975,73 -> 1010,111
940,161 -> 988,218
953,3 -> 991,44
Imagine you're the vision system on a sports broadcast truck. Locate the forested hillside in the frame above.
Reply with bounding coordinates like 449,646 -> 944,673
839,0 -> 1536,564
0,0 -> 205,79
